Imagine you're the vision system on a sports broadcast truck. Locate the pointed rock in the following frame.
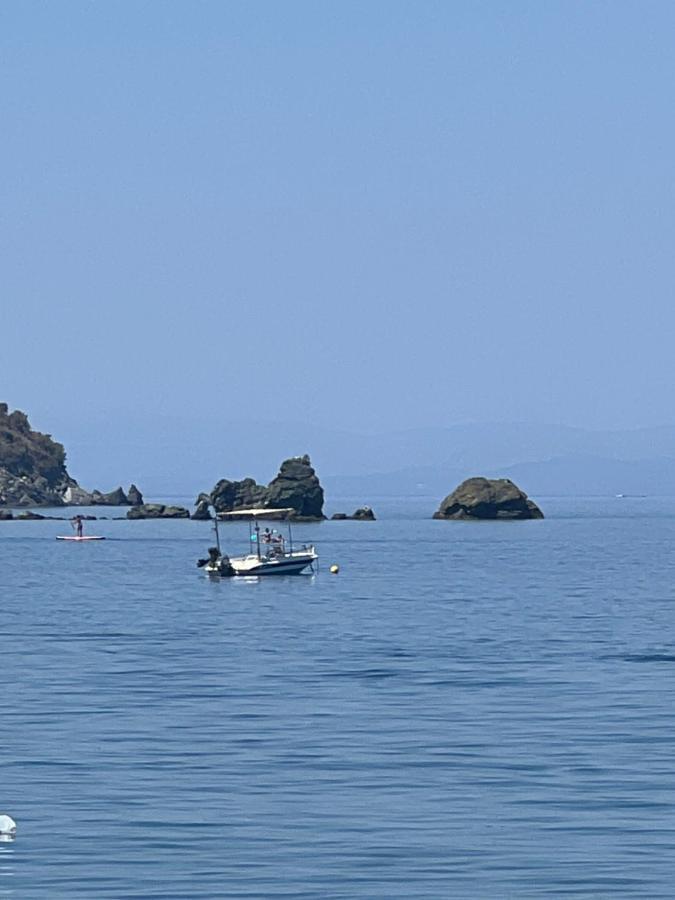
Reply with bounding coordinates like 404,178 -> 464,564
191,499 -> 212,520
127,484 -> 143,506
266,455 -> 325,519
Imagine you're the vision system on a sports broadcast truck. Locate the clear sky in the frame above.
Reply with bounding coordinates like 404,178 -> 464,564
3,0 -> 675,449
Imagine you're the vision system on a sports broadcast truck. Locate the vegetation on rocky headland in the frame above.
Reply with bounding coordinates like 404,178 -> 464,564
0,403 -> 76,506
0,404 -> 143,508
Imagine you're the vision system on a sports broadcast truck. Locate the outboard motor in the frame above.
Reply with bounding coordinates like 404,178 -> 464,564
197,546 -> 235,576
197,546 -> 221,568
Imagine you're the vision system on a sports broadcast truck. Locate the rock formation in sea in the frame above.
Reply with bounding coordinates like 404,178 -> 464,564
205,454 -> 325,521
91,487 -> 129,506
433,477 -> 544,520
265,455 -> 325,519
0,404 -> 80,506
127,484 -> 143,506
61,485 -> 91,505
209,477 -> 268,512
331,506 -> 376,520
191,496 -> 212,520
64,483 -> 144,507
127,504 -> 190,519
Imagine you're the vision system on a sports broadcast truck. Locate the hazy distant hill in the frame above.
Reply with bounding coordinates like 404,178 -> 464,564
47,410 -> 675,497
324,454 -> 675,499
500,455 -> 675,497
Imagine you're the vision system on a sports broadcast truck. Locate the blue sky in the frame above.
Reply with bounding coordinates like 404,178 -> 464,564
3,0 -> 675,454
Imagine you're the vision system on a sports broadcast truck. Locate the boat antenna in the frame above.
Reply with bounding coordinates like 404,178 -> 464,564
212,505 -> 221,554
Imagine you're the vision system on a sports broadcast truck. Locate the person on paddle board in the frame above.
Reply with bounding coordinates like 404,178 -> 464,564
71,515 -> 84,538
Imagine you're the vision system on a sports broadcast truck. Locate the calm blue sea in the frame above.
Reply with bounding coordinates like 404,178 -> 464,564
2,496 -> 675,898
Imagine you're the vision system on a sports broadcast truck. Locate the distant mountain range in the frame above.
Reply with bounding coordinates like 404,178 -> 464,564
323,455 -> 675,498
322,424 -> 675,497
51,413 -> 675,499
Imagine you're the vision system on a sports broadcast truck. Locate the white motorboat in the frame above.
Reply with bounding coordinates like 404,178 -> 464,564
197,507 -> 317,577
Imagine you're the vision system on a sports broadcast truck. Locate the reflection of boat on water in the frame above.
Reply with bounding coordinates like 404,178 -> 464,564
197,508 -> 317,577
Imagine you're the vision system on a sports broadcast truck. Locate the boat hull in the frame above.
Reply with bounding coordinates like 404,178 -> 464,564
205,550 -> 317,577
232,556 -> 315,576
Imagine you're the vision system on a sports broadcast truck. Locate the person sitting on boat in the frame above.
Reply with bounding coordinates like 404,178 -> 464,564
262,528 -> 273,543
215,552 -> 234,576
71,515 -> 84,538
267,531 -> 284,557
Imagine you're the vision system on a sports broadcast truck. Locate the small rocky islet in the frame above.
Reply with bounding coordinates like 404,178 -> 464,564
0,404 -> 544,521
433,477 -> 544,520
205,453 -> 325,521
331,507 -> 376,520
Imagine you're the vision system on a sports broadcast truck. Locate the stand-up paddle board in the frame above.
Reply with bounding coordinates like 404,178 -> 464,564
56,536 -> 106,541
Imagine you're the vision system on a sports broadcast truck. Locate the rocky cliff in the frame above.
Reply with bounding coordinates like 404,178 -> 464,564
0,404 -> 79,506
0,404 -> 144,508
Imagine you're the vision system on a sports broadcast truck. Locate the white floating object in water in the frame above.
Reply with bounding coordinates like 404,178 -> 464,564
0,815 -> 16,835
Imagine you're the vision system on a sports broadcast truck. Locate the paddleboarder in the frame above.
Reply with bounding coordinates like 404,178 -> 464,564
56,516 -> 104,541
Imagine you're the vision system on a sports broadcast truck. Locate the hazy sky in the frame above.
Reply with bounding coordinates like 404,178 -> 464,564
4,0 -> 675,444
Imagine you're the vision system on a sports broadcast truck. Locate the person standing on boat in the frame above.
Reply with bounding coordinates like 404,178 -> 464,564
71,515 -> 84,538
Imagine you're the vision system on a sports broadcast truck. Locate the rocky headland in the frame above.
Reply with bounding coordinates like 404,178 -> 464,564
433,477 -> 544,520
0,404 -> 81,506
65,484 -> 144,507
0,404 -> 144,508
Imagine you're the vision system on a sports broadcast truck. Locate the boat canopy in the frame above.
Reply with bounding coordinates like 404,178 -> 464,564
217,507 -> 296,518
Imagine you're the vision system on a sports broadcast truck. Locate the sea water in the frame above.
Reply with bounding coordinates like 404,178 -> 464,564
2,497 -> 675,898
